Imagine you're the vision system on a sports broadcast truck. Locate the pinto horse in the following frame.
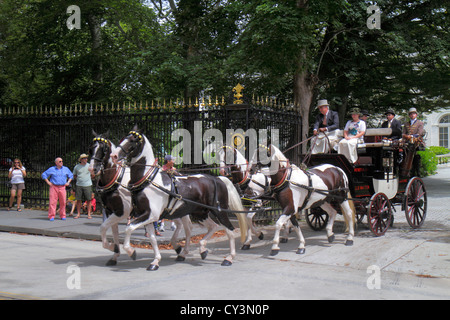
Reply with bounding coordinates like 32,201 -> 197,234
89,131 -> 194,265
249,144 -> 355,256
218,145 -> 268,250
110,126 -> 248,270
88,131 -> 133,266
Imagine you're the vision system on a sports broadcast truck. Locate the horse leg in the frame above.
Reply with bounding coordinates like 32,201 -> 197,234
321,203 -> 338,243
171,218 -> 183,256
145,223 -> 162,271
100,214 -> 122,265
241,211 -> 255,250
289,215 -> 306,254
340,200 -> 355,246
198,217 -> 219,260
175,216 -> 193,261
280,219 -> 292,243
270,214 -> 291,256
222,227 -> 236,266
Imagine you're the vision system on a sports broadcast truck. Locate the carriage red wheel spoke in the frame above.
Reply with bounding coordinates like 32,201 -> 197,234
404,178 -> 427,229
367,192 -> 392,236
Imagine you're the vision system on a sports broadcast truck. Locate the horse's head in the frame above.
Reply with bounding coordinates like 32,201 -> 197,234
89,130 -> 113,175
243,170 -> 271,198
111,125 -> 149,165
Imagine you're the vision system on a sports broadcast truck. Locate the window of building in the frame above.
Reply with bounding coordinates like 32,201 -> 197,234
439,115 -> 450,148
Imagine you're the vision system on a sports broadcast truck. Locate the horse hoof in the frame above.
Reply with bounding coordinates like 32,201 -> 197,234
280,238 -> 288,244
258,232 -> 264,240
130,250 -> 137,261
345,240 -> 354,246
270,249 -> 279,256
241,244 -> 251,250
113,244 -> 120,254
296,248 -> 305,254
176,255 -> 186,262
175,246 -> 182,255
200,250 -> 208,260
328,235 -> 335,243
221,260 -> 232,266
147,264 -> 159,271
106,259 -> 117,266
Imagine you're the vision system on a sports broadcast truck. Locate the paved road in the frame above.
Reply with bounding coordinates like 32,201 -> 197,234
0,166 -> 449,301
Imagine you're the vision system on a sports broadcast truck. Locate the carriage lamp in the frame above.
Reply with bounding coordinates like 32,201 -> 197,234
383,152 -> 394,181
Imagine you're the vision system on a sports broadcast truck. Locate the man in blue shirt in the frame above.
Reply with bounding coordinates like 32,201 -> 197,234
42,157 -> 73,221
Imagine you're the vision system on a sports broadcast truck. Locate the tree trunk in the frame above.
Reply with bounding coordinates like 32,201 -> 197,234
87,12 -> 103,97
293,60 -> 315,154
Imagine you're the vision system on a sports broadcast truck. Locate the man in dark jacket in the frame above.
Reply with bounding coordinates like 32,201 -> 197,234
311,99 -> 340,154
381,109 -> 402,140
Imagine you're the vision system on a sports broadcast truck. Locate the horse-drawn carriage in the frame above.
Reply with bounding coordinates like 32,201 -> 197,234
304,128 -> 427,236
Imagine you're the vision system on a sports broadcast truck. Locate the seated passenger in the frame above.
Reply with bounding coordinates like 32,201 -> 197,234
311,99 -> 340,154
381,109 -> 402,140
338,108 -> 366,164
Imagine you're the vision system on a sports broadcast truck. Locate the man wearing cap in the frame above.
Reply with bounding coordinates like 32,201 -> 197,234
403,108 -> 424,140
162,154 -> 178,176
311,99 -> 340,154
73,154 -> 94,219
381,109 -> 402,140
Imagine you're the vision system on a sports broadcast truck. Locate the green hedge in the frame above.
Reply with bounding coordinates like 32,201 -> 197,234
416,146 -> 449,176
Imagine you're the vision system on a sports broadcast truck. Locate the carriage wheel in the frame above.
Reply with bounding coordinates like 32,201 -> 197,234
367,192 -> 392,236
404,177 -> 427,229
305,207 -> 329,231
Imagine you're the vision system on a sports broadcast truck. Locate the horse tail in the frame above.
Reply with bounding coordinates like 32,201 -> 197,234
218,176 -> 248,243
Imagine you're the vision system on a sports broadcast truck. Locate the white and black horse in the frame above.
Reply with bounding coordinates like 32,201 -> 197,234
89,132 -> 193,265
218,145 -> 269,250
88,132 -> 133,266
110,126 -> 248,270
248,144 -> 355,256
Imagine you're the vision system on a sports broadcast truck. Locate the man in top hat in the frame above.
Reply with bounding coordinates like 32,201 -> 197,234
73,153 -> 94,219
402,108 -> 424,140
311,99 -> 340,154
381,109 -> 402,140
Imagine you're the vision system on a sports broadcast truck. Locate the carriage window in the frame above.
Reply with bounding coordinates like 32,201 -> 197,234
439,115 -> 450,148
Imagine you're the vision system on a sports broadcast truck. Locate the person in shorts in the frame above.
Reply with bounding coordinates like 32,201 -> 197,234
8,158 -> 26,211
73,154 -> 94,219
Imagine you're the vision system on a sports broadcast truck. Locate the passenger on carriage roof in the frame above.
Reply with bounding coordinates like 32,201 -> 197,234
311,99 -> 340,154
338,108 -> 366,164
381,109 -> 402,140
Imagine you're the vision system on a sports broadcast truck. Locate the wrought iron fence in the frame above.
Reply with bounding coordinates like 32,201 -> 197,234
0,91 -> 302,221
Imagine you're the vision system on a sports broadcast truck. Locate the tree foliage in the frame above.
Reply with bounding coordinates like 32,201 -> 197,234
0,0 -> 448,124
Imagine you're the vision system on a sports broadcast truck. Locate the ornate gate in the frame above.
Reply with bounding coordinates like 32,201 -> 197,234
0,86 -> 302,220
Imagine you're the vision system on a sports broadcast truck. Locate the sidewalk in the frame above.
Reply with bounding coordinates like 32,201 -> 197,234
0,208 -> 207,246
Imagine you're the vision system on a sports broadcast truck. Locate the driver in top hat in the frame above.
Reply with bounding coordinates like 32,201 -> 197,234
311,99 -> 340,154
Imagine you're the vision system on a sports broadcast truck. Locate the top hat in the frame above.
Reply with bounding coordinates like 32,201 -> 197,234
384,109 -> 395,116
408,107 -> 418,114
316,99 -> 330,108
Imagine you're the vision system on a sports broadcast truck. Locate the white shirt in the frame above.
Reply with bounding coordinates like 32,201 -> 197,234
9,167 -> 26,184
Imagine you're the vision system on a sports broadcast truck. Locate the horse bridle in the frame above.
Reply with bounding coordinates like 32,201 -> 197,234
91,137 -> 112,173
117,131 -> 144,163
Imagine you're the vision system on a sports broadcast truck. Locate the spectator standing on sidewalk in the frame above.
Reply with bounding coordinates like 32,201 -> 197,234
8,158 -> 26,211
73,154 -> 94,219
42,157 -> 73,221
